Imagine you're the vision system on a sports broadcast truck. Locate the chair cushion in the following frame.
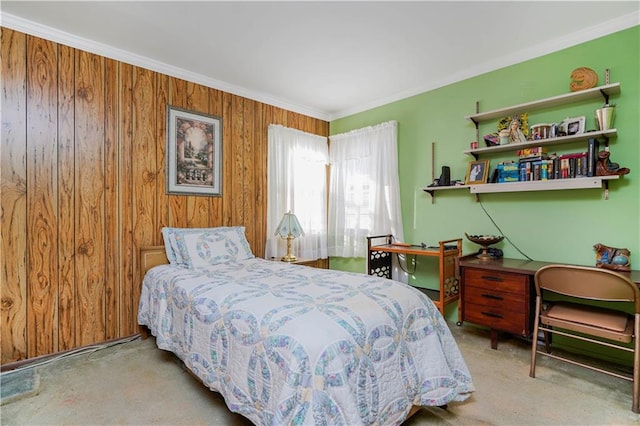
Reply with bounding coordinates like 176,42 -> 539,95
545,302 -> 628,332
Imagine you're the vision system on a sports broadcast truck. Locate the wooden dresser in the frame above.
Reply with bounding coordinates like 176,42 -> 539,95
460,267 -> 533,349
458,255 -> 640,349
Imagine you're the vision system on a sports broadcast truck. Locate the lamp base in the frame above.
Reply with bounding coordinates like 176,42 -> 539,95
281,235 -> 297,262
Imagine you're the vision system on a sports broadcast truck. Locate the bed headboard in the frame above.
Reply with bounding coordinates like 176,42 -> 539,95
140,245 -> 169,282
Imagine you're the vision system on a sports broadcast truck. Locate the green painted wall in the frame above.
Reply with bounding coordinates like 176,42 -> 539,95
329,27 -> 640,328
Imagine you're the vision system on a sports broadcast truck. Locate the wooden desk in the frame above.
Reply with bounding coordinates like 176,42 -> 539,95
458,255 -> 640,349
367,235 -> 462,315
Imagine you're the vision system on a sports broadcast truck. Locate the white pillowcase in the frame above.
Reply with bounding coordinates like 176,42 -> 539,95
161,227 -> 183,266
161,226 -> 254,268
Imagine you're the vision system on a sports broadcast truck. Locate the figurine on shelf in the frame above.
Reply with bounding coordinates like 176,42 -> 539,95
595,150 -> 630,176
594,243 -> 631,272
508,117 -> 527,143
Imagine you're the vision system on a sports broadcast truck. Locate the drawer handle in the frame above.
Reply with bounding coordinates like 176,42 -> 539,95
481,293 -> 503,301
481,275 -> 504,282
481,311 -> 503,319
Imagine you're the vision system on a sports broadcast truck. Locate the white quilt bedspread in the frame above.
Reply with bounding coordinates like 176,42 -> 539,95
138,258 -> 474,425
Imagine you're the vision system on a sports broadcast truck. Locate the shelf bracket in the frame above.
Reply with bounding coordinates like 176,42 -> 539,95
424,188 -> 435,203
604,180 -> 610,201
599,89 -> 610,105
473,101 -> 480,149
599,68 -> 611,104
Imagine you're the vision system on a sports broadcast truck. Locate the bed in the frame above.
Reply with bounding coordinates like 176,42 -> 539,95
138,226 -> 474,425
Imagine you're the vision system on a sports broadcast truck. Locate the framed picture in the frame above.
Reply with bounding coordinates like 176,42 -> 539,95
558,116 -> 585,136
166,106 -> 222,196
465,160 -> 490,185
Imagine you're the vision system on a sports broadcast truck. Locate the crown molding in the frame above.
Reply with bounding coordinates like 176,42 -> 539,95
0,12 -> 331,122
331,12 -> 639,120
2,11 -> 637,122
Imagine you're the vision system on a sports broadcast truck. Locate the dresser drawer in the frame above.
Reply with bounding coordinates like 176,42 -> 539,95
464,302 -> 528,336
464,284 -> 526,309
464,268 -> 528,295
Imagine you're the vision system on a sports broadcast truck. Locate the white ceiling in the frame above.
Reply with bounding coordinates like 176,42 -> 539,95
2,1 -> 638,121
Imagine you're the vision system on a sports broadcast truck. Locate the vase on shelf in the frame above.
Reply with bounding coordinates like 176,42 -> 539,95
595,105 -> 615,131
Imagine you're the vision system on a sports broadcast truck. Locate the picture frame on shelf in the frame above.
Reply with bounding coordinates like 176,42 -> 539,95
166,106 -> 223,196
465,160 -> 490,185
558,116 -> 585,136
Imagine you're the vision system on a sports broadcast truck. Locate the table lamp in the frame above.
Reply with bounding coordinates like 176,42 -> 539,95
274,211 -> 305,262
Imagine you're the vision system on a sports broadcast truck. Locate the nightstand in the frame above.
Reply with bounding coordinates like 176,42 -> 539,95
267,257 -> 329,269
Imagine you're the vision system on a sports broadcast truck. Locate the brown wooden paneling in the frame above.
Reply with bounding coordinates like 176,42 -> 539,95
57,43 -> 76,351
243,98 -> 257,250
130,66 -> 157,334
221,92 -> 234,227
26,35 -> 59,357
155,74 -> 169,237
104,57 -> 120,340
231,95 -> 245,226
75,49 -> 106,345
0,28 -> 328,364
1,28 -> 28,362
208,88 -> 224,229
118,62 -> 135,336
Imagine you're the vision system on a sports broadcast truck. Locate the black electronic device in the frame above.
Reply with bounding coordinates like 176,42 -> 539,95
490,168 -> 499,183
437,166 -> 451,186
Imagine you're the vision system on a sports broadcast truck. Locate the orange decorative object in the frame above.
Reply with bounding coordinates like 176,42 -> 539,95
595,150 -> 630,177
569,67 -> 598,92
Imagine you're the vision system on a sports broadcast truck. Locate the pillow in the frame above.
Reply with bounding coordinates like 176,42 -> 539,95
161,227 -> 183,266
163,226 -> 254,268
162,227 -> 214,266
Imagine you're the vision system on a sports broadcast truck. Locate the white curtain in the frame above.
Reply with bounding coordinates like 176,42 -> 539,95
328,120 -> 404,258
265,125 -> 329,260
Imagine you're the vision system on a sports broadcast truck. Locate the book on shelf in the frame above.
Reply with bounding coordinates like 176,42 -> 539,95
559,152 -> 588,178
497,161 -> 519,183
517,146 -> 548,158
515,151 -> 592,182
587,138 -> 599,177
497,139 -> 606,183
518,155 -> 549,182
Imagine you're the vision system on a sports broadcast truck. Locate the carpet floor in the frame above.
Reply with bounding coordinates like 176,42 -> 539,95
1,322 -> 638,425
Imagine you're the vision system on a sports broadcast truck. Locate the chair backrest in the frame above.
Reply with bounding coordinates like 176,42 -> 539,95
535,264 -> 640,312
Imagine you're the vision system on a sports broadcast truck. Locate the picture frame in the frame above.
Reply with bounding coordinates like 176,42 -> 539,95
465,160 -> 490,185
558,116 -> 585,136
166,106 -> 223,196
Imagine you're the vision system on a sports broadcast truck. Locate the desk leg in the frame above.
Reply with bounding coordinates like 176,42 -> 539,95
490,329 -> 499,350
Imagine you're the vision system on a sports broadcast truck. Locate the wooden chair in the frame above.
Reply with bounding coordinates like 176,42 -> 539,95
529,264 -> 640,413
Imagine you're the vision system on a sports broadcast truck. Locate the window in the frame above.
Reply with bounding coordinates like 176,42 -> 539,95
265,125 -> 328,260
328,121 -> 404,258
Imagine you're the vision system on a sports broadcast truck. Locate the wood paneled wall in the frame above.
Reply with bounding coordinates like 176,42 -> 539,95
1,28 -> 328,365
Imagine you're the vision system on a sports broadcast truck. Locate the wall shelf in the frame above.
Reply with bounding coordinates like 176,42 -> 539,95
424,80 -> 624,202
469,175 -> 619,195
463,129 -> 617,158
465,83 -> 620,124
423,184 -> 469,196
459,79 -> 623,200
424,176 -> 619,200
